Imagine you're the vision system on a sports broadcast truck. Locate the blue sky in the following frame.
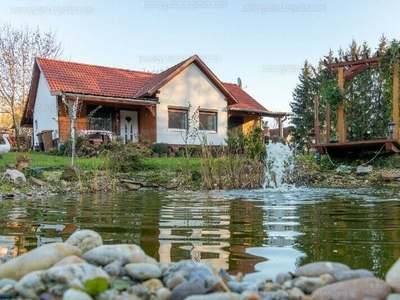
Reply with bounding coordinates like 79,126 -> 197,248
1,0 -> 400,120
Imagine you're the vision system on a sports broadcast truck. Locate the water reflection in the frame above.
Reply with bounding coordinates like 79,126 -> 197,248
0,188 -> 399,279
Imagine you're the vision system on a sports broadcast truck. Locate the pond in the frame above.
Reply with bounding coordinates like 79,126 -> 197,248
0,187 -> 400,280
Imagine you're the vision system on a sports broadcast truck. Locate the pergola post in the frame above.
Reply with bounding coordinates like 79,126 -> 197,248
314,95 -> 319,144
393,61 -> 399,141
337,67 -> 346,143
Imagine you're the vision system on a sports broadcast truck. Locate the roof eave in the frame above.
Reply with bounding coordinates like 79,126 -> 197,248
229,108 -> 292,117
52,91 -> 160,104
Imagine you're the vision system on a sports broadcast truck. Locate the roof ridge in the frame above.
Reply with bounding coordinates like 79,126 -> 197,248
134,55 -> 196,97
36,57 -> 157,76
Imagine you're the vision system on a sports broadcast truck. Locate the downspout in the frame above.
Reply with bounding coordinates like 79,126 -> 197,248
279,114 -> 288,138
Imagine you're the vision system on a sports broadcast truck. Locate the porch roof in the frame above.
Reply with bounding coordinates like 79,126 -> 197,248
224,82 -> 290,117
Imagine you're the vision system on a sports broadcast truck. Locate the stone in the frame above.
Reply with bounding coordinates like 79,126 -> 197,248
386,257 -> 400,292
382,171 -> 400,181
60,165 -> 85,181
1,169 -> 26,185
336,165 -> 352,174
65,229 -> 103,254
169,282 -> 208,300
125,263 -> 162,280
184,293 -> 241,300
42,263 -> 110,296
126,284 -> 151,299
30,176 -> 45,186
163,260 -> 218,290
14,271 -> 46,300
311,277 -> 391,300
275,272 -> 293,284
240,290 -> 261,299
288,287 -> 305,299
141,278 -> 164,293
63,288 -> 93,300
294,275 -> 332,293
332,269 -> 373,282
295,261 -> 350,277
356,165 -> 373,175
53,255 -> 88,267
0,243 -> 82,280
126,183 -> 141,190
82,244 -> 148,267
156,287 -> 171,300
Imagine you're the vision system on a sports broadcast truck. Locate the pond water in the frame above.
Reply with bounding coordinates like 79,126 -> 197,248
1,187 -> 400,280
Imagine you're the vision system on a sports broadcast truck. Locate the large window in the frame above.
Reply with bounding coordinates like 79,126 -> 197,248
87,106 -> 113,131
199,110 -> 217,132
168,107 -> 188,129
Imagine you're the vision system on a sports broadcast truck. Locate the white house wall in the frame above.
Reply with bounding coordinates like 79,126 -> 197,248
157,64 -> 228,145
32,72 -> 58,146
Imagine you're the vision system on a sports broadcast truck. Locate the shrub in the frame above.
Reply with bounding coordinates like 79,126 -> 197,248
151,142 -> 169,155
100,143 -> 143,172
58,136 -> 86,156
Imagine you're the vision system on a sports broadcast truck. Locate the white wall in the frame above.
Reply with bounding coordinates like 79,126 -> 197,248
156,64 -> 228,145
32,72 -> 58,146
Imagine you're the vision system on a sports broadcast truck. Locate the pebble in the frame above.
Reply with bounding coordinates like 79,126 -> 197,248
125,263 -> 162,280
0,243 -> 81,280
295,261 -> 350,277
386,257 -> 400,292
82,244 -> 148,267
332,268 -> 374,282
63,288 -> 93,300
311,277 -> 392,300
293,275 -> 332,293
1,229 -> 400,300
169,282 -> 208,300
65,229 -> 103,253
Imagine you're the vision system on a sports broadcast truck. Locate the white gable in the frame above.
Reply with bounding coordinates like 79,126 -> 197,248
156,63 -> 228,145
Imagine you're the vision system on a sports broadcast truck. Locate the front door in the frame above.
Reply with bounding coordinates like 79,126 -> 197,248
120,110 -> 138,143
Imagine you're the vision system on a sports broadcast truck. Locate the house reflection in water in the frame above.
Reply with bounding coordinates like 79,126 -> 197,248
154,198 -> 268,275
0,235 -> 19,258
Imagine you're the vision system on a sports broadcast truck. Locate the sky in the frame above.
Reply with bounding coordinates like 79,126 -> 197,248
1,0 -> 400,125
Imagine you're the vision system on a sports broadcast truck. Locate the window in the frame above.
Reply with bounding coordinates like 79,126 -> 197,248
87,106 -> 113,131
199,110 -> 217,131
168,107 -> 188,129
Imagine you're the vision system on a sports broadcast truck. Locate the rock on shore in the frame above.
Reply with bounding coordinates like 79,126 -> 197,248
0,229 -> 400,299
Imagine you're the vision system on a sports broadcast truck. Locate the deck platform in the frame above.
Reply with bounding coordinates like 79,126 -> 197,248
314,139 -> 400,155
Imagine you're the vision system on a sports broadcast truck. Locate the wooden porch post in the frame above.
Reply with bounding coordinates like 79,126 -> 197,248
314,95 -> 320,144
393,61 -> 399,141
337,67 -> 346,142
326,102 -> 331,143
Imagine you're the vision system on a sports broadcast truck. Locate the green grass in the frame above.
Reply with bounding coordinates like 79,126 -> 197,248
0,151 -> 201,172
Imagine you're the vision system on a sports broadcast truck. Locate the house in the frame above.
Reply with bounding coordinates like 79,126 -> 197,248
21,55 -> 288,148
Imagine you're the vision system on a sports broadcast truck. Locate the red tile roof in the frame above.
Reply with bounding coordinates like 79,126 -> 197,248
35,56 -> 275,115
36,57 -> 156,99
134,57 -> 191,98
224,82 -> 270,114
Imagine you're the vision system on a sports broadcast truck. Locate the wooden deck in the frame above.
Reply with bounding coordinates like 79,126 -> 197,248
314,139 -> 400,155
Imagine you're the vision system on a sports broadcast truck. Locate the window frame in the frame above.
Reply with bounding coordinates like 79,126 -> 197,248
87,105 -> 113,131
168,106 -> 189,130
199,109 -> 218,132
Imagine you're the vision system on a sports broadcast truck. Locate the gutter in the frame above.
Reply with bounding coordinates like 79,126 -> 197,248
52,91 -> 160,105
229,107 -> 292,117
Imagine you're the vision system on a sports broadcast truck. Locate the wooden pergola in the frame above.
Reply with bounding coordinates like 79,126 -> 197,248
314,52 -> 400,154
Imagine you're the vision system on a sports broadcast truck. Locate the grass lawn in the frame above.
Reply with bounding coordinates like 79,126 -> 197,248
0,151 -> 201,172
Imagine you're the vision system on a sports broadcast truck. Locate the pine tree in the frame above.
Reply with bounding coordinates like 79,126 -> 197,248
290,61 -> 318,151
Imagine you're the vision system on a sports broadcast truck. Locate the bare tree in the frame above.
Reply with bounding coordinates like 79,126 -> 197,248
0,22 -> 63,149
